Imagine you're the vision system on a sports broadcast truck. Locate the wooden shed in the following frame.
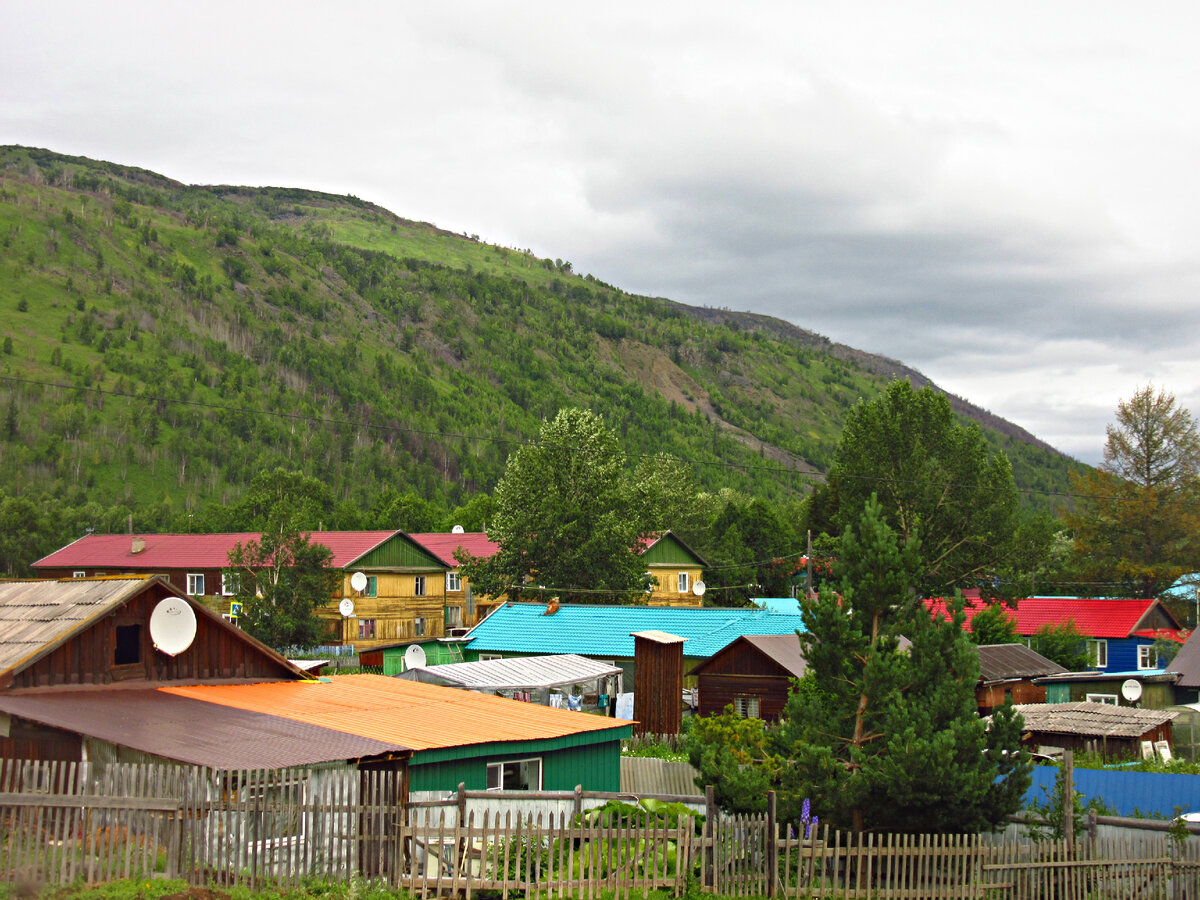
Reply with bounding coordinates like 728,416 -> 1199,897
691,633 -> 807,721
631,631 -> 687,736
1003,702 -> 1179,761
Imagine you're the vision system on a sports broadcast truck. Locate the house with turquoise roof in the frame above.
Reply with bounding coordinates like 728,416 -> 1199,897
461,601 -> 807,685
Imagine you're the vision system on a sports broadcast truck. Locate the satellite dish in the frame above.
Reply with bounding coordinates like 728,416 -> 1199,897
1121,679 -> 1143,703
404,644 -> 427,670
339,598 -> 355,617
149,597 -> 197,656
692,580 -> 707,597
350,571 -> 368,593
451,525 -> 465,534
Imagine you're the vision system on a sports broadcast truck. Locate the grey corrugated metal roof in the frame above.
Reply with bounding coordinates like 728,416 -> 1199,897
0,689 -> 408,768
976,643 -> 1068,683
1006,702 -> 1179,739
0,578 -> 151,677
398,654 -> 621,691
619,756 -> 703,797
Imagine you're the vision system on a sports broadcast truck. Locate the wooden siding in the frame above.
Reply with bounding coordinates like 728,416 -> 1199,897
641,537 -> 701,567
698,674 -> 791,722
633,637 -> 683,735
353,535 -> 445,571
0,718 -> 81,762
8,582 -> 297,690
976,680 -> 1046,714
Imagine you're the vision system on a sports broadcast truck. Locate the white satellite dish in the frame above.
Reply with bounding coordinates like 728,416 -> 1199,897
149,597 -> 197,656
451,524 -> 465,534
350,571 -> 368,593
404,644 -> 427,670
1121,679 -> 1143,703
692,580 -> 707,597
339,598 -> 356,618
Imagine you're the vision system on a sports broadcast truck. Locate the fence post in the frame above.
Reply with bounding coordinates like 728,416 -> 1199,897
767,790 -> 777,899
1063,750 -> 1074,855
1086,807 -> 1097,854
573,784 -> 583,819
704,784 -> 715,889
457,782 -> 467,827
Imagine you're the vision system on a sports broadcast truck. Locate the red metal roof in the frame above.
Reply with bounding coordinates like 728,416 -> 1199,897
407,532 -> 499,566
924,596 -> 1178,639
163,673 -> 629,751
34,531 -> 400,570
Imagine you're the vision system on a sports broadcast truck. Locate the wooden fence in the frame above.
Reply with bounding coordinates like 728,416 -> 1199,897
4,758 -> 1200,898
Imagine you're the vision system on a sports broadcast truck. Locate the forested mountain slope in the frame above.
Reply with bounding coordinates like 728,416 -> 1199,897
0,146 -> 1083,526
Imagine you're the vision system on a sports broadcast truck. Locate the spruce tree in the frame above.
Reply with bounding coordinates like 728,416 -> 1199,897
778,495 -> 1031,833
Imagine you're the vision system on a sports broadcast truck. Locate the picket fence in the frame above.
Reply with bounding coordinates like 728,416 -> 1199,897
4,759 -> 1200,898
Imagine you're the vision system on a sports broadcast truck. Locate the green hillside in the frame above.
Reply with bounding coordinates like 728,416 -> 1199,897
0,145 -> 1083,531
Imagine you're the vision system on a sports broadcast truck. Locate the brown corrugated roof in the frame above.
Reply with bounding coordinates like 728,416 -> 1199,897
163,673 -> 630,751
0,689 -> 406,768
976,643 -> 1068,683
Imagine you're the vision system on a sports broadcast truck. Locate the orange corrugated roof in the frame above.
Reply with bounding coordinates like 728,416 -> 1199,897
161,673 -> 627,752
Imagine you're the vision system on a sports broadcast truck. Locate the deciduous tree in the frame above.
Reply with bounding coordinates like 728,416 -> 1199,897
1068,386 -> 1200,598
226,518 -> 338,649
456,408 -> 646,602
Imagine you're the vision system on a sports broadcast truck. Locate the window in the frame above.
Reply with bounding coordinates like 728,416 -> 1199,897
222,572 -> 240,596
72,570 -> 86,579
414,575 -> 426,596
447,572 -> 462,592
677,572 -> 689,593
446,606 -> 463,627
114,624 -> 142,666
486,758 -> 542,791
1138,645 -> 1157,670
413,617 -> 426,637
364,576 -> 378,598
479,653 -> 503,661
358,618 -> 376,640
186,573 -> 205,596
1086,693 -> 1118,705
1090,640 -> 1108,668
733,695 -> 761,718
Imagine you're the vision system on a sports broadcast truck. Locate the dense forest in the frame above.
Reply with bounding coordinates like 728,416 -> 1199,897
0,146 -> 1086,576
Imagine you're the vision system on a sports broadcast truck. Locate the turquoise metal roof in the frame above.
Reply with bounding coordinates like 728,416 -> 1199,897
465,602 -> 807,658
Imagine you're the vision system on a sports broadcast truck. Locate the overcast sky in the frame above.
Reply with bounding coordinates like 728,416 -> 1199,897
6,2 -> 1200,464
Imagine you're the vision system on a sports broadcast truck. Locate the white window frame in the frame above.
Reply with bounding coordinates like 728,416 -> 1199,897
733,695 -> 761,718
186,573 -> 205,596
358,618 -> 376,640
72,570 -> 86,579
414,575 -> 426,597
486,757 -> 543,791
364,575 -> 378,598
1138,645 -> 1157,670
446,605 -> 463,627
479,653 -> 503,661
1090,639 -> 1108,669
222,572 -> 239,596
1086,693 -> 1118,705
446,572 -> 462,592
677,572 -> 689,593
413,616 -> 426,637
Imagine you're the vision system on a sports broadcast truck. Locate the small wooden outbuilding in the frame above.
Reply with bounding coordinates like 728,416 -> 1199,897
691,633 -> 807,722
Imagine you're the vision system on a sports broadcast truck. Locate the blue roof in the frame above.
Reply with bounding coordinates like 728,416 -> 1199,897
466,602 -> 807,659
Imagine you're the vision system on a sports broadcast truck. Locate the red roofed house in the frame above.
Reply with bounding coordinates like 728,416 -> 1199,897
924,593 -> 1186,673
34,530 -> 501,650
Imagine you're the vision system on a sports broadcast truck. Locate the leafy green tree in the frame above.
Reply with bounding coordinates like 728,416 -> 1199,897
778,496 -> 1030,833
685,709 -> 779,814
1068,386 -> 1200,598
819,379 -> 1031,600
226,519 -> 338,649
456,408 -> 646,602
214,467 -> 336,532
1030,621 -> 1091,671
969,602 -> 1020,646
